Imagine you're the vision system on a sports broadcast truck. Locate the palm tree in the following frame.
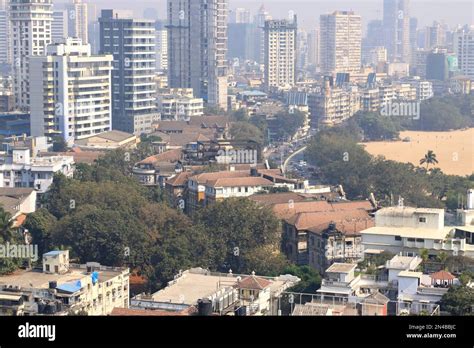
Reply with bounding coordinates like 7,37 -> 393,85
420,150 -> 439,170
419,248 -> 429,262
437,251 -> 448,269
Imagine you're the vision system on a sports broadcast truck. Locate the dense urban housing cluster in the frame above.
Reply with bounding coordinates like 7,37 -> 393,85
0,0 -> 473,318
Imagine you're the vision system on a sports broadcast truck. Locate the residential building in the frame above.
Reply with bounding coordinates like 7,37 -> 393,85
362,20 -> 384,65
449,75 -> 472,94
158,96 -> 204,121
52,10 -> 68,44
99,10 -> 158,134
307,28 -> 319,68
29,38 -> 113,143
0,187 -> 37,220
314,255 -> 444,316
0,10 -> 12,65
426,50 -> 449,81
361,200 -> 474,258
229,7 -> 251,24
133,149 -> 183,187
0,147 -> 74,193
454,28 -> 474,78
167,0 -> 228,109
155,20 -> 168,72
0,112 -> 30,136
424,21 -> 446,50
10,0 -> 53,110
66,0 -> 88,44
308,78 -> 361,127
227,22 -> 256,62
255,4 -> 272,65
73,130 -> 139,150
280,200 -> 374,266
131,268 -> 299,316
320,11 -> 362,75
368,47 -> 388,67
383,0 -> 411,63
263,18 -> 297,91
184,168 -> 316,215
0,250 -> 129,316
413,48 -> 430,77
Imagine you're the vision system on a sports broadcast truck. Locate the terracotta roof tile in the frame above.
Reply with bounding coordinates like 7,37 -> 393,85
236,276 -> 272,290
431,270 -> 456,281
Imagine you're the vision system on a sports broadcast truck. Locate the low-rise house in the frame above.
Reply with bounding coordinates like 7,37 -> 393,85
131,268 -> 300,316
0,148 -> 74,193
316,254 -> 447,316
73,130 -> 139,150
0,250 -> 129,316
361,199 -> 474,258
279,200 -> 374,267
185,168 -> 314,215
0,188 -> 36,217
132,149 -> 183,187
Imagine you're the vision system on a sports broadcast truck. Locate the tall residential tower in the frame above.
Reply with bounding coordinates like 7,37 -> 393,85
320,11 -> 362,75
10,0 -> 53,110
99,10 -> 157,134
167,0 -> 228,109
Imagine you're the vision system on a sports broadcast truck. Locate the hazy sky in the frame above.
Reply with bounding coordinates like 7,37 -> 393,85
59,0 -> 474,31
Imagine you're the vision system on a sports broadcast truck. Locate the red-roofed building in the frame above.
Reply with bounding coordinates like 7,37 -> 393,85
430,270 -> 457,287
282,200 -> 375,270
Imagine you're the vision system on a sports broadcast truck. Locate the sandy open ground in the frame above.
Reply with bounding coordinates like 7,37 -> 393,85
362,128 -> 474,176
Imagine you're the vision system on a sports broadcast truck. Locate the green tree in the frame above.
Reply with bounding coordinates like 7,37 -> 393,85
420,150 -> 439,170
440,285 -> 474,315
52,136 -> 68,152
230,122 -> 265,146
0,206 -> 23,275
23,208 -> 57,256
354,111 -> 400,140
282,265 -> 321,293
419,248 -> 429,262
194,198 -> 280,274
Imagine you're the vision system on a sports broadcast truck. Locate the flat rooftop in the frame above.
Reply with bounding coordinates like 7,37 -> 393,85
386,255 -> 422,270
151,269 -> 297,306
361,226 -> 451,239
326,263 -> 356,274
398,271 -> 423,278
0,267 -> 124,290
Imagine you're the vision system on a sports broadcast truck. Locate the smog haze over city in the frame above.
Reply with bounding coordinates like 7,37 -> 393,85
0,0 -> 473,345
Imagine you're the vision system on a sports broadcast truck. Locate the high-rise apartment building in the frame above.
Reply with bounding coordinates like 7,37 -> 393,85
52,10 -> 68,44
264,18 -> 297,90
229,7 -> 251,24
10,0 -> 53,110
0,10 -> 12,65
99,10 -> 158,134
307,29 -> 320,67
155,20 -> 168,72
29,38 -> 113,143
320,11 -> 362,75
383,0 -> 411,63
67,0 -> 88,44
454,27 -> 474,78
167,0 -> 228,110
425,21 -> 447,50
255,5 -> 272,65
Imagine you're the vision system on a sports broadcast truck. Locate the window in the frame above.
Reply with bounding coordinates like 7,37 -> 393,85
419,217 -> 427,223
407,238 -> 416,242
45,264 -> 50,272
395,236 -> 402,241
